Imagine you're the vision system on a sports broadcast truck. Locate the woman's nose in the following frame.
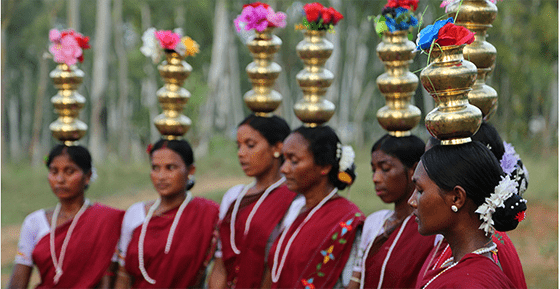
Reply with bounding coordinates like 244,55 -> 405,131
408,190 -> 418,208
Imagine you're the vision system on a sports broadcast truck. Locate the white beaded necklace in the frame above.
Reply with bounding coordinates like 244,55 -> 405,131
422,242 -> 498,289
271,188 -> 338,283
230,176 -> 286,255
138,192 -> 193,284
50,198 -> 91,284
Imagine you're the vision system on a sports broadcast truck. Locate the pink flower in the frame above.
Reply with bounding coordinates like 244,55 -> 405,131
235,5 -> 270,32
49,29 -> 61,43
49,34 -> 82,66
155,30 -> 181,50
266,8 -> 287,28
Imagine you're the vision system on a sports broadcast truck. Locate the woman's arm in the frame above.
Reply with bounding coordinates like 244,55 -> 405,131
260,266 -> 272,289
346,271 -> 361,289
113,265 -> 132,289
7,264 -> 33,289
97,261 -> 119,289
208,257 -> 227,289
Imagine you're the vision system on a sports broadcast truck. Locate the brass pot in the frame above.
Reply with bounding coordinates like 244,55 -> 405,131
154,51 -> 192,139
420,45 -> 481,145
447,0 -> 498,119
49,63 -> 87,145
376,30 -> 422,137
294,30 -> 335,127
243,27 -> 283,116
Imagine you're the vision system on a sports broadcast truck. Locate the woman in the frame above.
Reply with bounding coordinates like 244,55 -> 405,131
8,144 -> 124,288
347,134 -> 438,289
409,142 -> 526,288
264,125 -> 365,289
209,114 -> 298,289
115,139 -> 219,288
422,122 -> 528,289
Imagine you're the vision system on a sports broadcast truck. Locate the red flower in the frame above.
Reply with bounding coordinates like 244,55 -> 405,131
515,211 -> 526,223
384,0 -> 418,11
436,23 -> 475,46
304,2 -> 325,23
330,7 -> 344,25
75,34 -> 90,50
322,7 -> 332,24
243,2 -> 270,9
146,144 -> 153,154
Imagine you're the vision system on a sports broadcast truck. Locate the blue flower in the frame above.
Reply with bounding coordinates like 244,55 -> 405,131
416,17 -> 454,50
385,7 -> 418,32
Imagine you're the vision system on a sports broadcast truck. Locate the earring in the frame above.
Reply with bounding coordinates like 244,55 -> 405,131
451,205 -> 458,213
273,152 -> 280,158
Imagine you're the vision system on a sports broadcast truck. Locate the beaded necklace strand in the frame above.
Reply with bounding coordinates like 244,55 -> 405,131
230,176 -> 286,255
271,188 -> 338,283
422,242 -> 498,289
50,198 -> 91,284
138,192 -> 193,284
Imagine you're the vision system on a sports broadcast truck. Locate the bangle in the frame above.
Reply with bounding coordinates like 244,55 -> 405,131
350,276 -> 361,283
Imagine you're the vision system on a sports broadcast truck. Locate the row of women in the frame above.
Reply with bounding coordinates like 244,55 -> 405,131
8,114 -> 529,289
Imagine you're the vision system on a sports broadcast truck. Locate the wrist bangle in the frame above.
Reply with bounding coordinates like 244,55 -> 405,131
350,276 -> 361,283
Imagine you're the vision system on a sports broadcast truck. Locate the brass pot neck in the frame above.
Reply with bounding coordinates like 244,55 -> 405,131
429,45 -> 466,64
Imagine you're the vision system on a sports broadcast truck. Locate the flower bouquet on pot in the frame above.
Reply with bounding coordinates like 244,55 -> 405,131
140,28 -> 199,138
416,17 -> 474,54
234,2 -> 288,115
48,28 -> 91,144
372,0 -> 419,38
299,2 -> 343,32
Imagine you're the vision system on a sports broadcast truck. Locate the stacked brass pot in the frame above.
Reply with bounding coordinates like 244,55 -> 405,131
446,0 -> 498,120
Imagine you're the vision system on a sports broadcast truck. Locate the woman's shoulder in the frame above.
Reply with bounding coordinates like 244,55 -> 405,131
191,196 -> 220,213
454,254 -> 514,285
329,196 -> 365,217
90,202 -> 125,218
218,184 -> 246,220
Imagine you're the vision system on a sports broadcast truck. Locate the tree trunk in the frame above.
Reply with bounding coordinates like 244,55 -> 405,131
21,65 -> 33,156
8,88 -> 21,161
228,33 -> 243,132
89,0 -> 111,161
196,0 -> 228,157
68,0 -> 80,31
140,3 -> 159,143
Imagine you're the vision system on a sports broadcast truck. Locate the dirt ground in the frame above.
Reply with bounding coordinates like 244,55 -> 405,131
1,176 -> 557,288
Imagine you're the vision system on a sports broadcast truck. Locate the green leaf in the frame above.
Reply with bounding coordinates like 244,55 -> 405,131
318,272 -> 325,277
331,232 -> 338,240
339,239 -> 347,244
316,263 -> 322,270
408,32 -> 414,41
374,15 -> 388,37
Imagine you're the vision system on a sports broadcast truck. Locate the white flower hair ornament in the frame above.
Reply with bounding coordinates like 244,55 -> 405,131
474,176 -> 519,236
336,143 -> 355,185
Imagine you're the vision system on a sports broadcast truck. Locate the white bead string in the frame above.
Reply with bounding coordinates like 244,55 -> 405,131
138,192 -> 193,284
423,242 -> 497,289
359,213 -> 391,289
376,215 -> 412,289
229,181 -> 255,254
244,177 -> 286,235
50,198 -> 90,284
271,188 -> 338,283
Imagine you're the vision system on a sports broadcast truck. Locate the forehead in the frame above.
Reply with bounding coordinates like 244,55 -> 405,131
283,133 -> 310,155
412,161 -> 429,183
49,153 -> 78,167
371,150 -> 399,164
237,124 -> 266,142
151,148 -> 184,164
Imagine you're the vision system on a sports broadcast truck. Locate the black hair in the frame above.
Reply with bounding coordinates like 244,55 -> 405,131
371,134 -> 425,169
294,125 -> 356,190
238,114 -> 291,146
422,142 -> 526,232
46,144 -> 92,174
471,121 -> 505,161
150,139 -> 195,190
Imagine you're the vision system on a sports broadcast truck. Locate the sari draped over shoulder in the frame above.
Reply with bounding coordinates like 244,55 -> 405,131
268,197 -> 365,289
31,203 -> 124,288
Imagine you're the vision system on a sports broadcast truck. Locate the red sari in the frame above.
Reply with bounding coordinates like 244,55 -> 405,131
417,253 -> 515,288
124,197 -> 219,288
220,185 -> 297,288
32,203 -> 124,288
418,232 -> 526,289
363,216 -> 436,288
268,197 -> 365,289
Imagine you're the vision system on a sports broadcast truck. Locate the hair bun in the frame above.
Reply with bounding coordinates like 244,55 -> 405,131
492,193 -> 527,232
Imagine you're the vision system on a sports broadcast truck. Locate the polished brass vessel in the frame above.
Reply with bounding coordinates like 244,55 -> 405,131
244,27 -> 283,116
154,51 -> 192,139
446,0 -> 498,120
420,45 -> 481,145
376,30 -> 422,137
294,30 -> 335,127
49,64 -> 87,145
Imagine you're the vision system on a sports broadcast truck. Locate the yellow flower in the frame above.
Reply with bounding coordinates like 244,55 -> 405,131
294,24 -> 306,31
181,36 -> 199,57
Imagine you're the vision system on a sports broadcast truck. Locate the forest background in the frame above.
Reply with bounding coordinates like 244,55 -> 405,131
1,0 -> 558,287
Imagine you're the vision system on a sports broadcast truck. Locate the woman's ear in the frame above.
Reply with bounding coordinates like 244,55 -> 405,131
407,162 -> 419,181
273,142 -> 283,157
448,185 -> 467,210
320,164 -> 333,176
187,164 -> 196,176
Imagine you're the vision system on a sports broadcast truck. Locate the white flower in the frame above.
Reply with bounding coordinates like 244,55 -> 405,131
338,145 -> 355,172
175,41 -> 186,57
140,27 -> 161,63
90,167 -> 98,183
173,28 -> 184,38
475,176 -> 519,236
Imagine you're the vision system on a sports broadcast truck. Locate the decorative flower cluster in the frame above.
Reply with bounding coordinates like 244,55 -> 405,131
372,0 -> 419,36
300,2 -> 343,31
415,17 -> 475,51
441,0 -> 503,12
49,29 -> 90,66
500,141 -> 529,196
336,143 -> 355,185
140,28 -> 199,64
474,176 -> 518,235
234,2 -> 287,32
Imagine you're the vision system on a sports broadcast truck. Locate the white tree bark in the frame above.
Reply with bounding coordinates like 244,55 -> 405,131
30,54 -> 49,166
89,0 -> 111,161
68,0 -> 80,31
